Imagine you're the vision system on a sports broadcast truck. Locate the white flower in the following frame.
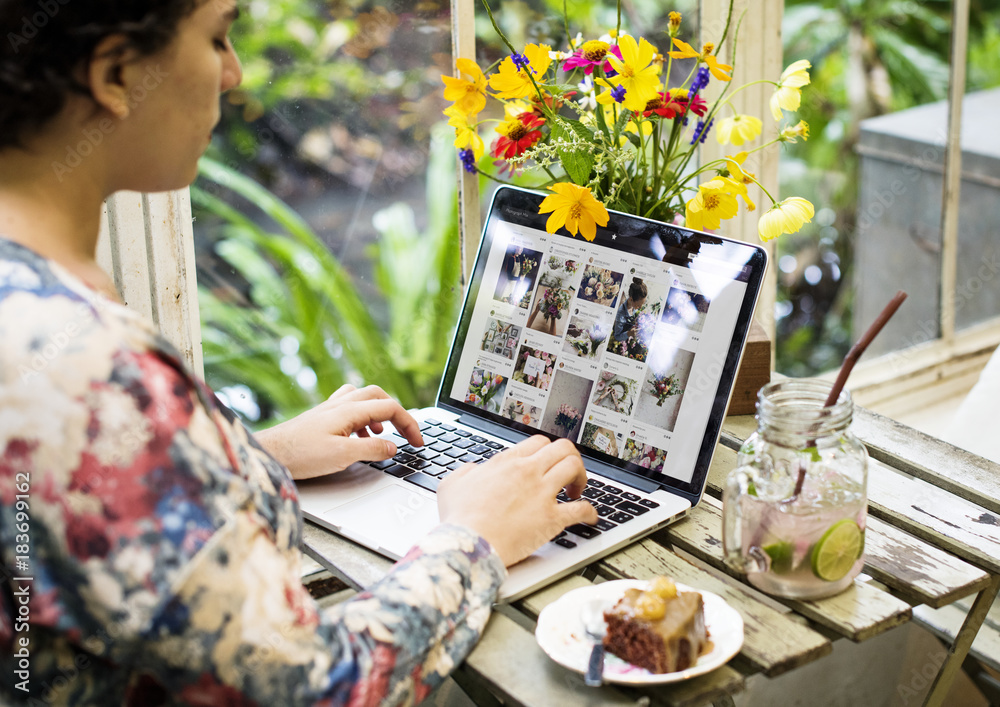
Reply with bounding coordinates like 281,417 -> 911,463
576,76 -> 597,111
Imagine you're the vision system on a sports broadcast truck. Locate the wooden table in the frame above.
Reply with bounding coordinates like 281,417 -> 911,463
301,410 -> 1000,707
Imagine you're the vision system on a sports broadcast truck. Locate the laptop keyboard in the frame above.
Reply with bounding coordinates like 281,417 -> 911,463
368,418 -> 660,550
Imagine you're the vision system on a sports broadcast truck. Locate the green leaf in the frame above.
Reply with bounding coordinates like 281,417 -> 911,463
551,118 -> 594,185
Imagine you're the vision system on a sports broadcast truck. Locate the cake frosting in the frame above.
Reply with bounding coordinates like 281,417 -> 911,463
602,577 -> 709,673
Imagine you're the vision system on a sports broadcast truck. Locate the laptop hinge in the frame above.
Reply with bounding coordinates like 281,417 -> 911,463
459,414 -> 661,494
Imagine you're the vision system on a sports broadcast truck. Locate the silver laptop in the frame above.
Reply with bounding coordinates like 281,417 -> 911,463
297,185 -> 767,602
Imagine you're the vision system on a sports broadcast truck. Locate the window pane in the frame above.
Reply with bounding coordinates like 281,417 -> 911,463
777,2 -> 955,371
194,1 -> 459,427
954,10 -> 1000,333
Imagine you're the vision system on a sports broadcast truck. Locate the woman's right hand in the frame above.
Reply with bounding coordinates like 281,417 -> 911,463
437,436 -> 598,567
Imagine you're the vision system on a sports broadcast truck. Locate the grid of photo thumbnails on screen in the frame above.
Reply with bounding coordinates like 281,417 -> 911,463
449,219 -> 748,485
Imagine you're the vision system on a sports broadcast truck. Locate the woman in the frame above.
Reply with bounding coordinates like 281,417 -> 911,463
612,278 -> 648,343
0,2 -> 596,704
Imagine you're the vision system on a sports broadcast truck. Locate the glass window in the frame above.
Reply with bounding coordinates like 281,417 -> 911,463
777,2 -> 1000,376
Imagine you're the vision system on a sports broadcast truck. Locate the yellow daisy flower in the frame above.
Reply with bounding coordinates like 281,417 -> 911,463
715,114 -> 763,147
758,197 -> 815,241
440,58 -> 487,117
538,183 -> 610,242
779,119 -> 810,143
723,153 -> 757,210
667,39 -> 732,82
488,44 -> 553,100
685,179 -> 740,231
601,35 -> 661,112
444,105 -> 484,160
770,59 -> 811,120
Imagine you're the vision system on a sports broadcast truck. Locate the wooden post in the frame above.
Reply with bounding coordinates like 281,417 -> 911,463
450,0 -> 481,283
97,190 -> 204,377
701,0 -> 782,369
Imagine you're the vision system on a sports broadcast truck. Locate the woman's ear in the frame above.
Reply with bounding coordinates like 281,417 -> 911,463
87,35 -> 137,120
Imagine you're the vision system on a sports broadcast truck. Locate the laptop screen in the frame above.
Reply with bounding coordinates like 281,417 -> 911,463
439,186 -> 766,501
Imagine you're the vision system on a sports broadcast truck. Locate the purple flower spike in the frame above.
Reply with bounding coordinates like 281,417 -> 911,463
458,149 -> 477,174
690,118 -> 714,145
690,66 -> 711,97
611,84 -> 627,104
511,53 -> 530,71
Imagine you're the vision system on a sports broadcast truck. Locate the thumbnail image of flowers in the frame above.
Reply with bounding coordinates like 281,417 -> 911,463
621,438 -> 668,473
563,314 -> 611,360
577,265 -> 624,308
527,285 -> 574,337
607,294 -> 663,364
553,404 -> 583,438
512,345 -> 557,390
661,287 -> 711,333
650,371 -> 684,406
539,369 -> 594,441
636,348 -> 695,431
502,396 -> 542,427
581,423 -> 622,458
591,370 -> 638,416
494,244 -> 543,308
441,2 -> 816,242
540,256 -> 581,289
465,367 -> 507,414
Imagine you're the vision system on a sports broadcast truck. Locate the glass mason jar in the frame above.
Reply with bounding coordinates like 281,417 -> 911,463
722,378 -> 868,599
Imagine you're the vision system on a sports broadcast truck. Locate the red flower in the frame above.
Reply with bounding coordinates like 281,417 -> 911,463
643,91 -> 686,119
491,112 -> 545,160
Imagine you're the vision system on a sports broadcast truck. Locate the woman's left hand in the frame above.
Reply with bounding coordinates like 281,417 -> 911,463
253,385 -> 424,480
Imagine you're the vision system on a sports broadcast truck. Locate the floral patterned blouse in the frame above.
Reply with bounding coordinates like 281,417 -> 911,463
0,239 -> 506,706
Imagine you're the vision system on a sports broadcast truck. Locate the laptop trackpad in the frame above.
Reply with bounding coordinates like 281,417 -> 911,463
322,484 -> 440,557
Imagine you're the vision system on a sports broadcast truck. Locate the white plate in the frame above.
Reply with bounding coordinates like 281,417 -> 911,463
535,579 -> 744,685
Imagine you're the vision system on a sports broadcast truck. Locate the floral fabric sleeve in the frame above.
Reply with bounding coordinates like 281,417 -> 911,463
0,241 -> 506,706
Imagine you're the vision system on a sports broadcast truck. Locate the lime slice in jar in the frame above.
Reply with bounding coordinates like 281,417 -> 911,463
762,541 -> 794,574
810,519 -> 863,581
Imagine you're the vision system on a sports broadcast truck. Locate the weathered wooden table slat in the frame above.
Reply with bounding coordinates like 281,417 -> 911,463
852,406 -> 1000,515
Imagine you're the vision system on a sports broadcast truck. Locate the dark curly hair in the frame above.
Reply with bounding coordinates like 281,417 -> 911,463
0,0 -> 200,150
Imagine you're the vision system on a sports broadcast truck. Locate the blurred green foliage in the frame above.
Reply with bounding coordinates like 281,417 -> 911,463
195,125 -> 461,425
775,0 -> 1000,376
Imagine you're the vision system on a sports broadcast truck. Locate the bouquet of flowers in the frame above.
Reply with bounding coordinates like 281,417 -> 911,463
553,403 -> 582,435
608,306 -> 658,360
650,371 -> 684,406
520,257 -> 537,278
540,286 -> 571,321
442,1 -> 814,241
466,369 -> 505,411
622,438 -> 668,471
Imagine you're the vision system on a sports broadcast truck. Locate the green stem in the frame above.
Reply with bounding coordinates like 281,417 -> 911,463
479,0 -> 550,110
562,0 -> 572,50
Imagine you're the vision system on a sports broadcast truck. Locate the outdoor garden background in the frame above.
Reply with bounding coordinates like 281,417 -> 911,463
193,0 -> 1000,429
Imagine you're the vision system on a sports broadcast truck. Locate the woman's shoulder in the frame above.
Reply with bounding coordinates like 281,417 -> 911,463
0,239 -> 161,378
